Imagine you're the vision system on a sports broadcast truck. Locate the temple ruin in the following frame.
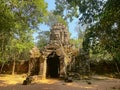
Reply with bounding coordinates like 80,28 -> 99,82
29,23 -> 76,79
23,22 -> 91,85
39,23 -> 74,79
29,23 -> 89,79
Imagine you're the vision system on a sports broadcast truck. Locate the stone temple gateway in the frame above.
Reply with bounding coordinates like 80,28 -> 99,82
38,23 -> 74,79
26,23 -> 90,84
23,23 -> 90,85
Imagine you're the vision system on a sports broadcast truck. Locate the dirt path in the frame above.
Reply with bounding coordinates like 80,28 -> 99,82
0,74 -> 120,90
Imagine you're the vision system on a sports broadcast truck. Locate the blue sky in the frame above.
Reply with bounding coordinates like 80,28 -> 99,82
34,0 -> 78,42
45,0 -> 55,11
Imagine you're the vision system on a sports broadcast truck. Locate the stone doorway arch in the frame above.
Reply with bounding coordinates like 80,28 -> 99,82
46,51 -> 60,78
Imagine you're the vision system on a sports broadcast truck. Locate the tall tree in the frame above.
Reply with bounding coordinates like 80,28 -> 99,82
85,0 -> 120,73
55,0 -> 120,73
54,0 -> 120,56
83,0 -> 120,57
0,0 -> 47,51
0,0 -> 48,74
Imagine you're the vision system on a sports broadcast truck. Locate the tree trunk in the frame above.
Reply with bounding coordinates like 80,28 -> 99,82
114,60 -> 120,75
12,56 -> 16,75
0,62 -> 5,73
112,54 -> 120,75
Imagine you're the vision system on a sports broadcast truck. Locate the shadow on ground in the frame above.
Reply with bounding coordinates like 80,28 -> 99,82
0,75 -> 120,90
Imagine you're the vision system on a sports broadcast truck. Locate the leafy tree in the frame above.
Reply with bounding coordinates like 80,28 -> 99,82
0,29 -> 34,74
55,0 -> 120,74
44,12 -> 67,27
83,0 -> 120,56
54,0 -> 106,24
0,0 -> 48,74
54,0 -> 120,58
0,0 -> 47,52
36,31 -> 50,48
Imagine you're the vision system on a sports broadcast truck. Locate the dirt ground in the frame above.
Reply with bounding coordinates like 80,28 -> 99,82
0,74 -> 120,90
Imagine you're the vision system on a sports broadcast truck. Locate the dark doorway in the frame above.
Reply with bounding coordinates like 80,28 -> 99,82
47,51 -> 60,78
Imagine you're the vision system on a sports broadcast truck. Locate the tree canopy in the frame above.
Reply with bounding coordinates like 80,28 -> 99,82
0,0 -> 48,67
54,0 -> 120,54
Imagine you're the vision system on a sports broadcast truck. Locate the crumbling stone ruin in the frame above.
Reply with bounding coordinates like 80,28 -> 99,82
74,48 -> 90,79
26,23 -> 90,82
39,23 -> 75,79
29,46 -> 40,76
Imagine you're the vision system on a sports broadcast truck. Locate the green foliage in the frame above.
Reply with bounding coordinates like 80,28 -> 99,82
36,31 -> 50,48
0,0 -> 48,63
55,0 -> 120,65
69,24 -> 85,49
83,0 -> 120,59
44,12 -> 67,27
70,38 -> 81,48
54,0 -> 105,23
70,29 -> 84,49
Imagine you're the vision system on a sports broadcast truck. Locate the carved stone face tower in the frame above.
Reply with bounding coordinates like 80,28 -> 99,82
39,23 -> 71,79
50,23 -> 70,45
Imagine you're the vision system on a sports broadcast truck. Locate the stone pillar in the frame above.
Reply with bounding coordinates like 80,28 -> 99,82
39,61 -> 44,75
28,58 -> 32,75
42,58 -> 47,79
